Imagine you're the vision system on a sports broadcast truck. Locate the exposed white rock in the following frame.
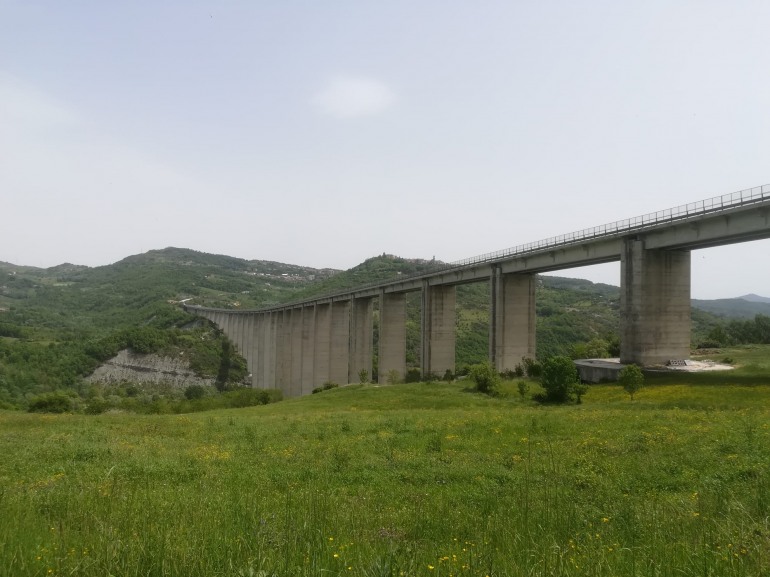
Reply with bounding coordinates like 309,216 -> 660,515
87,349 -> 215,388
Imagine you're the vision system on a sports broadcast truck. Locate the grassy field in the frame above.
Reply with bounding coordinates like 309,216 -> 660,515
1,346 -> 769,576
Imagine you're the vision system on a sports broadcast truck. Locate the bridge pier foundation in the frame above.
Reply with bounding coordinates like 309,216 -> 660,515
620,239 -> 691,365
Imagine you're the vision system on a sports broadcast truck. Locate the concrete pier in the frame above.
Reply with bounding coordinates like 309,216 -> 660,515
379,291 -> 407,384
300,307 -> 316,395
620,239 -> 691,365
491,270 -> 536,372
313,303 -> 331,386
421,283 -> 456,377
349,297 -> 373,383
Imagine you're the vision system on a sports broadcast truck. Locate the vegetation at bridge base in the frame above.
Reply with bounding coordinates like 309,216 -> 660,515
2,345 -> 769,576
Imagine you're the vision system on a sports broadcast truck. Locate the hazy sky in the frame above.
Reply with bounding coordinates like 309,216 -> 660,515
2,1 -> 769,299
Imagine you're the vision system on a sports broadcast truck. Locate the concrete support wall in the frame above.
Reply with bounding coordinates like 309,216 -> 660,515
330,301 -> 351,385
314,304 -> 331,385
421,283 -> 456,377
490,270 -> 536,372
379,291 -> 407,384
300,306 -> 316,395
350,297 -> 374,383
620,239 -> 691,365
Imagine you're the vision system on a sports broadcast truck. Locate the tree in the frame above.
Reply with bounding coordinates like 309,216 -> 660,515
216,339 -> 232,391
540,356 -> 581,403
618,364 -> 644,400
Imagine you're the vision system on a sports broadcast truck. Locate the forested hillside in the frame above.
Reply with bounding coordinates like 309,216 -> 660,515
1,248 -> 767,411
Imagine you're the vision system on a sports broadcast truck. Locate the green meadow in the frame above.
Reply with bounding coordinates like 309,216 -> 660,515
2,347 -> 770,576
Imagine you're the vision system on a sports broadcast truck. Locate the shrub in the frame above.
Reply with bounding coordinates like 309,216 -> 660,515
517,381 -> 530,398
618,364 -> 644,400
540,356 -> 580,403
184,384 -> 206,400
28,391 -> 75,413
85,397 -> 110,414
443,369 -> 454,382
225,388 -> 271,408
469,362 -> 501,395
386,369 -> 401,385
357,368 -> 369,384
405,368 -> 423,383
313,382 -> 339,394
521,357 -> 542,378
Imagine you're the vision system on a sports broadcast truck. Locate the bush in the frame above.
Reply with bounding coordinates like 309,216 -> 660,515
517,381 -> 530,398
469,362 -> 501,395
225,388 -> 271,408
28,391 -> 75,413
184,384 -> 206,400
405,368 -> 423,383
540,356 -> 580,403
443,369 -> 454,382
522,357 -> 542,378
386,370 -> 401,385
85,397 -> 110,414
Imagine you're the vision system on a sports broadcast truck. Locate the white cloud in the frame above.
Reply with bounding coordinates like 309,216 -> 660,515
312,76 -> 396,118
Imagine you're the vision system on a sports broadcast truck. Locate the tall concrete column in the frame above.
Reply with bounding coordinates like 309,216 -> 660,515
379,291 -> 407,384
421,283 -> 456,377
349,297 -> 374,383
253,314 -> 265,388
330,300 -> 351,385
277,310 -> 292,393
290,308 -> 303,397
490,269 -> 536,372
314,303 -> 331,385
233,314 -> 244,357
263,312 -> 277,389
620,239 -> 691,365
300,306 -> 316,395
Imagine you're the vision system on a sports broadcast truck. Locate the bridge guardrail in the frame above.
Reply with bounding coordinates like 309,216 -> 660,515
195,184 -> 770,313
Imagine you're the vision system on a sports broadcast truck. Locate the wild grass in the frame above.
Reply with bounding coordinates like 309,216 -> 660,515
1,346 -> 769,576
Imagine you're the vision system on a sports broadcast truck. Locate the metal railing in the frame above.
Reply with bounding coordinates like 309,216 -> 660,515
200,183 -> 770,312
334,183 -> 770,294
449,183 -> 770,268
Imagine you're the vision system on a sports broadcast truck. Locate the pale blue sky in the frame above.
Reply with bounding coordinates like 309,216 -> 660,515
1,1 -> 769,298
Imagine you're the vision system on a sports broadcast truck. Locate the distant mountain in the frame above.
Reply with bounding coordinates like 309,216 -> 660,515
691,298 -> 770,319
739,293 -> 770,304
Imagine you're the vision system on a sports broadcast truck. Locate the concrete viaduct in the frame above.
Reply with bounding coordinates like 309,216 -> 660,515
186,184 -> 770,397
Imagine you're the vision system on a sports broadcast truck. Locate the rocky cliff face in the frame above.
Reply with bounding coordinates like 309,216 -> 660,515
87,350 -> 215,388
